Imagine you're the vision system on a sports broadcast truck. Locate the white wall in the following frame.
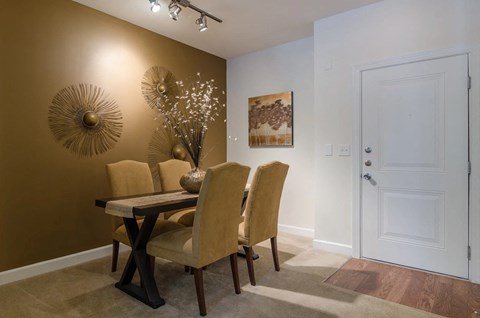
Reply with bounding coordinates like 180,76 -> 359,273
226,0 -> 480,282
227,37 -> 315,237
314,0 -> 480,280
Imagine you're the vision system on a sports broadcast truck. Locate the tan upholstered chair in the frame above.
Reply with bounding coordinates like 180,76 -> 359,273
158,159 -> 196,226
147,162 -> 250,316
106,160 -> 184,272
238,161 -> 289,286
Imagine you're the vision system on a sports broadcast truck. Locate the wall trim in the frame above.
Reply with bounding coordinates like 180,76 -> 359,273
352,45 -> 480,283
313,239 -> 352,256
0,244 -> 129,286
278,224 -> 315,238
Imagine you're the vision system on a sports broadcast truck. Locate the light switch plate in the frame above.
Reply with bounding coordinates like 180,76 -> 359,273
338,144 -> 351,156
323,144 -> 333,156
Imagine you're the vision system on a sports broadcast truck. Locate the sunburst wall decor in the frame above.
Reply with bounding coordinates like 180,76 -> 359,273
48,83 -> 123,157
141,66 -> 179,113
147,127 -> 187,183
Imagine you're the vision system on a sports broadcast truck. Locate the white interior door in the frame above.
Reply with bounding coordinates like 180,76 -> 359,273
361,54 -> 469,278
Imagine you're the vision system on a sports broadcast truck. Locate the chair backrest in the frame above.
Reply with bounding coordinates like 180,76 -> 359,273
192,162 -> 250,266
243,161 -> 289,246
106,160 -> 155,229
158,159 -> 191,192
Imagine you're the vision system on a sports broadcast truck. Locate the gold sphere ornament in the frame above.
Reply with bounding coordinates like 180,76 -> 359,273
156,83 -> 167,94
82,111 -> 99,128
172,144 -> 187,160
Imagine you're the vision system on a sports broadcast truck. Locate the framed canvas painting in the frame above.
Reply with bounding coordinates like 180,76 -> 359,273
248,91 -> 293,147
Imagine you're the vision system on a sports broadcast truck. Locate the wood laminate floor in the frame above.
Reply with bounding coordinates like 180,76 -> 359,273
325,258 -> 480,318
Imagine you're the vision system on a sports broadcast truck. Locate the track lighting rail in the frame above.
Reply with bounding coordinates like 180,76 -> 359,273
148,0 -> 222,32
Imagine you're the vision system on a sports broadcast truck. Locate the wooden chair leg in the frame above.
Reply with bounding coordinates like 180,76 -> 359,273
229,253 -> 241,294
271,237 -> 280,271
242,246 -> 256,286
193,268 -> 207,316
112,240 -> 119,272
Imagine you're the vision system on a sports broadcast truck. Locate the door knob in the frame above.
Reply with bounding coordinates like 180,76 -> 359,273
363,173 -> 372,180
364,160 -> 372,167
365,147 -> 372,153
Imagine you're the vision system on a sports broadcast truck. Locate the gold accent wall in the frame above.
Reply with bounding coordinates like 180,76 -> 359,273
0,0 -> 226,271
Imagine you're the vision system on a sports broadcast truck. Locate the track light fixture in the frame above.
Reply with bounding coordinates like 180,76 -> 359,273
169,1 -> 182,21
149,0 -> 161,13
196,13 -> 207,32
148,0 -> 222,31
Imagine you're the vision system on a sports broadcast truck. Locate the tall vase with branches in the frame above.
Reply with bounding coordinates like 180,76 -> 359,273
158,73 -> 225,192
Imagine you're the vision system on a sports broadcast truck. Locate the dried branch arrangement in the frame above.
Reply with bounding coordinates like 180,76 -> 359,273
153,73 -> 225,167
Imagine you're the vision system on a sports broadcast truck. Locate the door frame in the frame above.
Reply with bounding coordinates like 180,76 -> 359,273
352,46 -> 480,282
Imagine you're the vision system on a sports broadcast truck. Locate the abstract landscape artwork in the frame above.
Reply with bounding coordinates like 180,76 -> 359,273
248,91 -> 293,147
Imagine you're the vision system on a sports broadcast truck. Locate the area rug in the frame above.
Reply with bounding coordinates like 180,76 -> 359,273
0,234 -> 450,318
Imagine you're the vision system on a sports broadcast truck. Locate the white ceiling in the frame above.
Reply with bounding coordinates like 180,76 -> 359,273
73,0 -> 382,59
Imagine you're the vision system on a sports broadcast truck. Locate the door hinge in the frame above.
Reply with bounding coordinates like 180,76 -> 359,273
468,76 -> 472,90
469,161 -> 472,175
468,246 -> 471,260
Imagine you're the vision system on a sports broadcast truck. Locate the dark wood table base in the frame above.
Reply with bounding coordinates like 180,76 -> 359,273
115,281 -> 165,308
117,214 -> 165,308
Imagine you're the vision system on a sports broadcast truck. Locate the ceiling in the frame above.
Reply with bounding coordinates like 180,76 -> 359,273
73,0 -> 382,59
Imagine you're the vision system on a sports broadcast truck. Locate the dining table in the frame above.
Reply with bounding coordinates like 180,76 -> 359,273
95,189 -> 249,309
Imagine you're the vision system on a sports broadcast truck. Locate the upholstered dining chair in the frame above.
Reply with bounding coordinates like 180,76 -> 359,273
106,160 -> 184,272
158,159 -> 196,226
147,162 -> 250,316
238,161 -> 289,286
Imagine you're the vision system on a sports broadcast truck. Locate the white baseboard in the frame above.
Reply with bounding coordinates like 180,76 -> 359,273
313,239 -> 353,256
0,243 -> 129,286
278,224 -> 315,238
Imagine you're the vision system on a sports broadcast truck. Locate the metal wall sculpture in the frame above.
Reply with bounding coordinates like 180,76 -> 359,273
141,66 -> 179,113
147,127 -> 187,182
148,127 -> 177,167
48,83 -> 123,157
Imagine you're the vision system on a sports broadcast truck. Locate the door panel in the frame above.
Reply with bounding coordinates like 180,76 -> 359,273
378,74 -> 444,172
361,54 -> 469,278
379,188 -> 444,248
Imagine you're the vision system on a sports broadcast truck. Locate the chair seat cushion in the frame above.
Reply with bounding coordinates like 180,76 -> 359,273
113,219 -> 185,246
147,227 -> 198,267
167,208 -> 196,226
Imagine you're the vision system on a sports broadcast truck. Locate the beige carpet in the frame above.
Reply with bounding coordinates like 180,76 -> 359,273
0,233 -> 444,317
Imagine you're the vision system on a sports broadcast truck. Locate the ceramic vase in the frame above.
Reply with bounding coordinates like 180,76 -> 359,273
180,167 -> 206,193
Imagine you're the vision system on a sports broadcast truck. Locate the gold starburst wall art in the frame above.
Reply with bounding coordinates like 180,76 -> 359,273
48,83 -> 123,157
147,127 -> 188,183
141,66 -> 179,114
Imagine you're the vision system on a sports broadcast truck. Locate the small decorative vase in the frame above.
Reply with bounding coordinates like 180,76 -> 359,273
180,167 -> 206,193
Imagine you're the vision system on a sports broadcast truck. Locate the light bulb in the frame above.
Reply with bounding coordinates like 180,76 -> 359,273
150,0 -> 160,12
